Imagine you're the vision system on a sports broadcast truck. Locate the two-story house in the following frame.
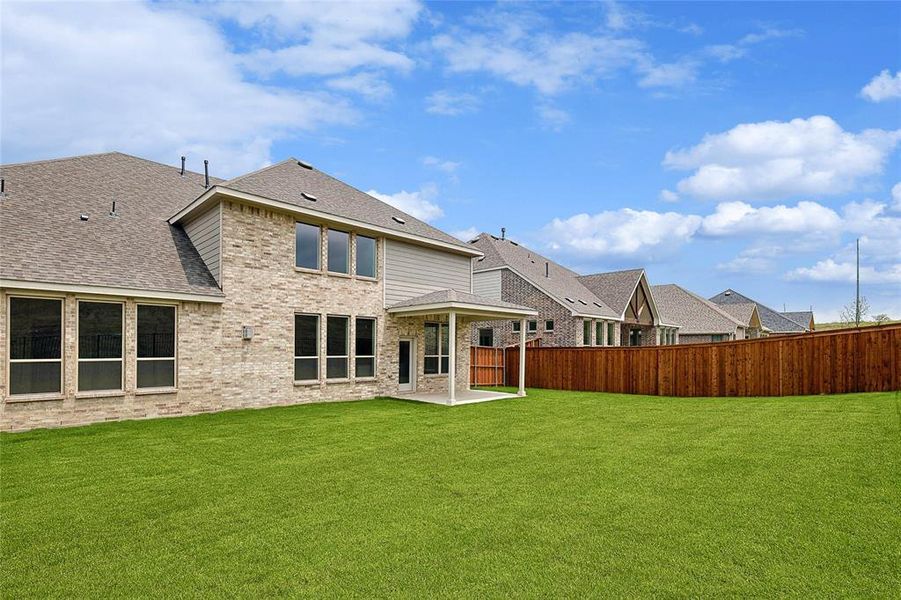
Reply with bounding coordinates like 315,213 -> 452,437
467,233 -> 678,348
0,153 -> 535,431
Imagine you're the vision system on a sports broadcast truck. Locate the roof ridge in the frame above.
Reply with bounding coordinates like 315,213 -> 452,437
0,151 -> 215,180
673,284 -> 746,327
219,157 -> 299,188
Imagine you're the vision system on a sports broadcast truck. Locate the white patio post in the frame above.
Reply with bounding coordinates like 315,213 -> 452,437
448,311 -> 456,405
518,318 -> 526,397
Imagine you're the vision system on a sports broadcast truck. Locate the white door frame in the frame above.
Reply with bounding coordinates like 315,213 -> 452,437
398,337 -> 415,392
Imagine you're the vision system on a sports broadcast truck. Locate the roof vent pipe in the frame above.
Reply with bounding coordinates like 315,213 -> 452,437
203,160 -> 209,188
109,200 -> 118,217
1,178 -> 4,193
545,262 -> 549,277
180,156 -> 186,176
501,227 -> 506,240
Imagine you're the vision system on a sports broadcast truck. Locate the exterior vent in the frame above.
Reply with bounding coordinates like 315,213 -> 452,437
578,300 -> 587,305
301,192 -> 317,201
79,213 -> 89,221
392,216 -> 406,224
564,297 -> 574,303
297,160 -> 313,169
593,302 -> 603,308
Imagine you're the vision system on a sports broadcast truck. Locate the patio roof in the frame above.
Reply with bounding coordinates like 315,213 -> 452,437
386,289 -> 537,319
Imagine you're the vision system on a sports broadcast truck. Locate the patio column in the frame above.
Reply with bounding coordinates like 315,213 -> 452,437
518,318 -> 526,397
448,310 -> 456,405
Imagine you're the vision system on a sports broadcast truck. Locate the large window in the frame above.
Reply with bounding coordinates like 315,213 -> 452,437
607,322 -> 615,346
326,316 -> 349,379
583,320 -> 591,346
356,235 -> 376,278
355,317 -> 376,378
424,322 -> 449,374
595,321 -> 604,346
78,301 -> 123,392
295,222 -> 321,270
328,229 -> 350,274
478,328 -> 494,347
295,314 -> 319,381
8,297 -> 63,395
137,305 -> 176,389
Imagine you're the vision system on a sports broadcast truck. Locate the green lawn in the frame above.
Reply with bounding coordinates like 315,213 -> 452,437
3,389 -> 899,597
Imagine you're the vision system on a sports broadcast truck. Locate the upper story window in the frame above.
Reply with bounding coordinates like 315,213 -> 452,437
78,301 -> 123,392
328,229 -> 350,274
8,297 -> 63,395
356,235 -> 376,278
137,305 -> 176,389
295,222 -> 320,270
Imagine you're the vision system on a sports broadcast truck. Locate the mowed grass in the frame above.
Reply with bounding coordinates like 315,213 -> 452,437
2,389 -> 899,598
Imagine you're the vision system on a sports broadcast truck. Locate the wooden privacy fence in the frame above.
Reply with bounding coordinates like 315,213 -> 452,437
502,324 -> 900,397
470,339 -> 541,386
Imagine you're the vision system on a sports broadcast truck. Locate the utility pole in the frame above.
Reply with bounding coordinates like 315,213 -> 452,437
855,238 -> 860,327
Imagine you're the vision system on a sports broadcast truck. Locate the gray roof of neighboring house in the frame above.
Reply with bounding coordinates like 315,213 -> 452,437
710,289 -> 809,333
651,284 -> 745,335
715,302 -> 758,327
577,269 -> 645,317
218,158 -> 473,253
468,233 -> 618,318
388,289 -> 536,314
0,152 -> 223,297
782,311 -> 814,328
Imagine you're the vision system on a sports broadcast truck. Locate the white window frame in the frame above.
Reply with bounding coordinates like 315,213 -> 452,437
527,320 -> 538,333
607,322 -> 615,346
326,314 -> 350,380
477,327 -> 494,347
583,320 -> 592,346
355,235 -> 378,280
327,229 -> 351,275
136,303 -> 178,390
294,313 -> 320,383
545,320 -> 555,332
512,320 -> 521,333
354,316 -> 377,379
76,299 -> 125,394
7,294 -> 64,397
295,221 -> 322,271
595,321 -> 604,346
424,322 -> 450,375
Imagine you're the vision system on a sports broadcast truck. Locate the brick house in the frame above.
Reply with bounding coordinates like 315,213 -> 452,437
652,284 -> 768,344
0,153 -> 535,431
467,233 -> 677,348
710,289 -> 814,334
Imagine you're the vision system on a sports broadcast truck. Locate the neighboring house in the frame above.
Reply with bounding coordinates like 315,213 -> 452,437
467,233 -> 677,348
710,289 -> 813,334
713,302 -> 769,338
652,284 -> 761,344
781,311 -> 815,331
0,152 -> 535,431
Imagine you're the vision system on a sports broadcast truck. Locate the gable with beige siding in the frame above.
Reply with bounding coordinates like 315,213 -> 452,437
384,240 -> 471,306
182,202 -> 222,286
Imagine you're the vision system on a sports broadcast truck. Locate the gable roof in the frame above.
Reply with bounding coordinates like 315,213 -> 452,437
0,152 -> 223,300
709,289 -> 808,333
715,302 -> 759,327
468,233 -> 618,318
387,289 -> 537,318
782,311 -> 814,329
651,284 -> 745,335
577,269 -> 647,318
172,158 -> 477,256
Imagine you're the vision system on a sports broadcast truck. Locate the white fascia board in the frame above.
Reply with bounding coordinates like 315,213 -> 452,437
0,279 -> 225,304
387,301 -> 538,319
171,186 -> 483,259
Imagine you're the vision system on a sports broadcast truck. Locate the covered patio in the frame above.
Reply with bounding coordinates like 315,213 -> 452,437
386,290 -> 537,405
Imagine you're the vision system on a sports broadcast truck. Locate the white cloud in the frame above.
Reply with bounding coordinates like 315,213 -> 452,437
542,209 -> 703,260
366,184 -> 444,222
425,90 -> 481,115
700,201 -> 842,236
664,116 -> 901,201
786,260 -> 901,284
658,189 -> 679,203
0,2 -> 355,176
860,69 -> 901,102
637,61 -> 698,88
451,227 -> 480,241
536,104 -> 571,130
326,72 -> 394,101
705,27 -> 802,63
218,1 -> 421,77
422,156 -> 461,174
892,183 -> 901,210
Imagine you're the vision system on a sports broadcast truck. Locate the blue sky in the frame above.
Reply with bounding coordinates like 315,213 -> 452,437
2,1 -> 899,319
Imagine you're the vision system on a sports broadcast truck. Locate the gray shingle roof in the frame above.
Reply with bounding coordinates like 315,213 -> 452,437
651,284 -> 744,335
468,233 -> 618,318
577,269 -> 645,317
0,152 -> 223,297
782,311 -> 814,329
715,302 -> 758,327
218,159 -> 473,253
710,289 -> 808,333
388,289 -> 536,314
